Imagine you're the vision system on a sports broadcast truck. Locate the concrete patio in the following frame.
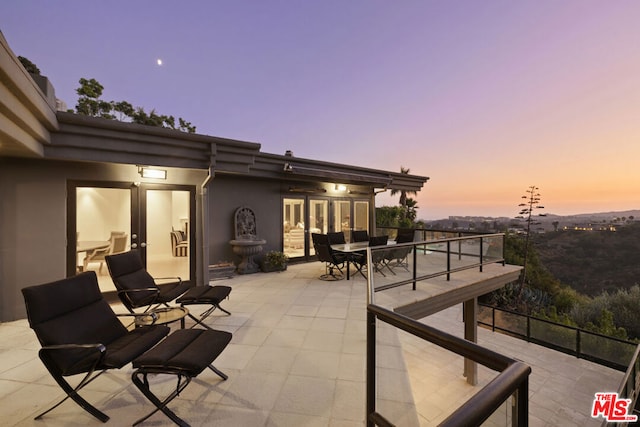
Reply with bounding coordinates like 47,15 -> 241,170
0,261 -> 621,426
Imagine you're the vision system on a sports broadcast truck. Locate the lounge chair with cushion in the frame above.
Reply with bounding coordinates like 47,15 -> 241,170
21,271 -> 170,422
23,270 -> 233,426
105,250 -> 232,329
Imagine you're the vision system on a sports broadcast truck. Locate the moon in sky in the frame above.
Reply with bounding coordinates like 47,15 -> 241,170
156,59 -> 163,66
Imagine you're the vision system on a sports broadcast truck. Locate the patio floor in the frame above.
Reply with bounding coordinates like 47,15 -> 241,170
0,261 -> 621,426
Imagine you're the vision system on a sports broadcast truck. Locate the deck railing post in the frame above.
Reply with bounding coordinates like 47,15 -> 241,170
492,307 -> 496,332
446,240 -> 451,281
480,237 -> 484,273
366,309 -> 376,427
412,244 -> 417,290
514,380 -> 529,427
576,330 -> 581,358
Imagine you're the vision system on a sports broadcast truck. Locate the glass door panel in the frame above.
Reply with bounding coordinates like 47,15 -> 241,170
334,200 -> 352,241
354,200 -> 369,232
309,199 -> 328,256
144,189 -> 190,281
75,186 -> 131,293
283,198 -> 305,259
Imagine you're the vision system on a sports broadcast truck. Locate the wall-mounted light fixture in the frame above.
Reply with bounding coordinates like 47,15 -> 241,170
138,166 -> 167,180
335,184 -> 347,192
288,186 -> 327,194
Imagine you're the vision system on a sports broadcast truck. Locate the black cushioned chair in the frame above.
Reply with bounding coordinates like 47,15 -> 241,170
21,271 -> 170,423
105,250 -> 232,329
388,229 -> 415,273
312,233 -> 346,280
351,235 -> 389,278
351,230 -> 369,243
131,328 -> 232,426
326,231 -> 365,279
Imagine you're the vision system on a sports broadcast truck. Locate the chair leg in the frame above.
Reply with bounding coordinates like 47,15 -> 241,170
208,364 -> 229,380
37,364 -> 109,423
131,371 -> 191,427
182,302 -> 231,329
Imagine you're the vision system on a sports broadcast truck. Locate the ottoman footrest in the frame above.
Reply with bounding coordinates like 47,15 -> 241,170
176,285 -> 232,329
131,329 -> 232,426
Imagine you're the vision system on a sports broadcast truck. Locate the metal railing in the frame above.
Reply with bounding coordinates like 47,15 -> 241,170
370,229 -> 506,294
607,345 -> 640,426
478,303 -> 638,371
366,303 -> 531,426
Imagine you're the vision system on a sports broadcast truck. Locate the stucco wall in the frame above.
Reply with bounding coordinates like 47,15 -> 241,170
208,176 -> 283,266
0,157 -> 206,321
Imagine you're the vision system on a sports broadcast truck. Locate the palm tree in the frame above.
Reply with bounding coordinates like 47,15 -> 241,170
390,166 -> 417,207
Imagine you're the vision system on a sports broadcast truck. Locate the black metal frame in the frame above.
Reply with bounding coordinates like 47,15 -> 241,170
131,365 -> 228,426
478,303 -> 638,371
36,344 -> 110,422
366,304 -> 530,426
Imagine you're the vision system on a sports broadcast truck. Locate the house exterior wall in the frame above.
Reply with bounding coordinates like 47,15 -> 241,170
208,175 -> 283,265
0,156 -> 207,321
207,174 -> 377,265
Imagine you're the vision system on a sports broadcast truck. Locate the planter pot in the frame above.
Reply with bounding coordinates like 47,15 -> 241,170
261,262 -> 287,273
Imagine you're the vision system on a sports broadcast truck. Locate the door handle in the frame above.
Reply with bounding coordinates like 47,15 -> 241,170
131,243 -> 138,249
140,242 -> 147,248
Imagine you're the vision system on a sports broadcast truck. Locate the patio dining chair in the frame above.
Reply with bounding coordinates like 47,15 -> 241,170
21,271 -> 170,423
312,233 -> 346,280
105,250 -> 232,329
351,230 -> 369,243
351,235 -> 389,278
387,229 -> 415,273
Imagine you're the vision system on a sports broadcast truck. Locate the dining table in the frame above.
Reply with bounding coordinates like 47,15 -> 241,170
330,241 -> 369,280
77,240 -> 110,253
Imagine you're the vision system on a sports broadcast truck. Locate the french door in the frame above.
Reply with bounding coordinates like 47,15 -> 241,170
283,197 -> 329,260
332,199 -> 370,242
282,197 -> 369,260
67,181 -> 196,293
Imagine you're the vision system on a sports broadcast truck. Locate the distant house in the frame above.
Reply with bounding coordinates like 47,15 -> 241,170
0,31 -> 428,321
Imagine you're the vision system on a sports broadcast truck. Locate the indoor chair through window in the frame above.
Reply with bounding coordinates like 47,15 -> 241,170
83,231 -> 128,274
105,250 -> 232,329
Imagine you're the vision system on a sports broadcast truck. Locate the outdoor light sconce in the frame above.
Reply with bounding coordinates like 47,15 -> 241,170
288,186 -> 327,194
138,166 -> 167,180
335,184 -> 347,192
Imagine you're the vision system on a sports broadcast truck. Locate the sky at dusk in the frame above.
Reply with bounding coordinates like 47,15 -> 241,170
2,1 -> 639,219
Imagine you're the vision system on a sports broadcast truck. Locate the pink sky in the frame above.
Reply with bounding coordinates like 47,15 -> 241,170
2,1 -> 638,219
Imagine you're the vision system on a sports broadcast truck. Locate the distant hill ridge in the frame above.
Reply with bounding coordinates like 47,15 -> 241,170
424,209 -> 640,224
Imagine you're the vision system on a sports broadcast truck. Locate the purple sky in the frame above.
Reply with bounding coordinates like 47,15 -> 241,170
2,1 -> 639,219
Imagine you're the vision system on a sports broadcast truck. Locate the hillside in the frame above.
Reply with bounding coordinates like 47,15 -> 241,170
533,222 -> 640,296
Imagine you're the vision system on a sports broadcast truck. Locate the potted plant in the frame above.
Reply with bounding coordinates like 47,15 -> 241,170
261,251 -> 288,272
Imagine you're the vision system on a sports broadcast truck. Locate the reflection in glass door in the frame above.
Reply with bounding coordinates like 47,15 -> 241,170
308,199 -> 328,256
143,189 -> 191,281
333,200 -> 352,241
283,197 -> 329,259
283,198 -> 305,259
74,186 -> 132,293
354,201 -> 369,232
